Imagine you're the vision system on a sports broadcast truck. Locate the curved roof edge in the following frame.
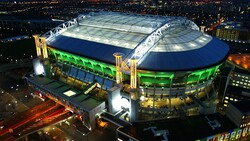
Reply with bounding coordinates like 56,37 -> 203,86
137,38 -> 230,72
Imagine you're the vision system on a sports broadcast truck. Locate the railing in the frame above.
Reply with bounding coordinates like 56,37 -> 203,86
122,17 -> 199,67
42,14 -> 91,41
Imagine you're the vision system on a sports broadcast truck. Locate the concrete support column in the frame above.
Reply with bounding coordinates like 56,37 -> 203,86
183,95 -> 187,108
130,89 -> 139,122
204,87 -> 209,99
168,97 -> 172,109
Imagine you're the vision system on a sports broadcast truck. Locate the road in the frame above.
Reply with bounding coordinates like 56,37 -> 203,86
0,100 -> 70,140
0,73 -> 118,141
0,100 -> 57,139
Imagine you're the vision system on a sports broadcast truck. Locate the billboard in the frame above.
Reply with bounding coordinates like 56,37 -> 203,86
198,126 -> 250,141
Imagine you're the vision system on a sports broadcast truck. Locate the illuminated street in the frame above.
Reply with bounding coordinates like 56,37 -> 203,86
0,72 -> 117,141
228,54 -> 250,70
0,99 -> 69,140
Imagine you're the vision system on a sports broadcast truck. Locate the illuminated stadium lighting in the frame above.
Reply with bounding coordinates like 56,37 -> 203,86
36,64 -> 44,74
34,61 -> 45,75
174,45 -> 181,50
121,98 -> 130,109
198,39 -> 205,43
140,96 -> 145,101
63,90 -> 76,97
201,37 -> 207,41
190,43 -> 196,47
112,96 -> 122,112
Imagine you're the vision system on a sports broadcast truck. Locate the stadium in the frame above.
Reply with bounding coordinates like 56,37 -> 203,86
26,11 -> 230,129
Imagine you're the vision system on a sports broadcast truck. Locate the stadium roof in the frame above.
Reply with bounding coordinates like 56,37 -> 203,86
45,12 -> 229,71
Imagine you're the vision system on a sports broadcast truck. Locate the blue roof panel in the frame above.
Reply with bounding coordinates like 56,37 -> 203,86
139,38 -> 229,71
48,35 -> 131,65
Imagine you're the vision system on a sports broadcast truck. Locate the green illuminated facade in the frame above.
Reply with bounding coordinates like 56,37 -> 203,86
48,47 -> 221,88
48,47 -> 116,78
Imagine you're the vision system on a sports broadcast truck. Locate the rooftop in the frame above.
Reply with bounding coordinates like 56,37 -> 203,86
27,75 -> 103,112
217,21 -> 249,31
118,113 -> 236,141
234,67 -> 250,75
45,12 -> 229,71
226,85 -> 250,95
230,100 -> 250,114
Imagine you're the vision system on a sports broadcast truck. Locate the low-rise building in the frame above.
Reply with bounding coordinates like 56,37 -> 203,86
116,113 -> 241,141
214,21 -> 250,43
223,86 -> 250,107
25,74 -> 105,131
226,100 -> 250,128
222,68 -> 250,107
230,68 -> 250,89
